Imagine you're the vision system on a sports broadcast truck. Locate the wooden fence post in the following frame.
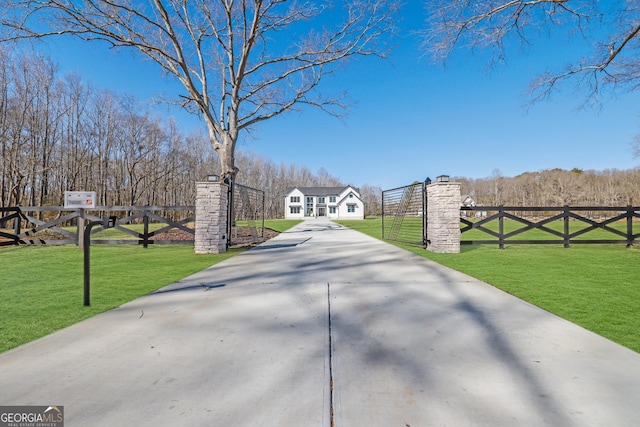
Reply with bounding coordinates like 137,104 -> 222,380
143,211 -> 150,248
13,209 -> 20,236
627,205 -> 634,248
77,208 -> 85,251
498,206 -> 504,250
564,205 -> 570,248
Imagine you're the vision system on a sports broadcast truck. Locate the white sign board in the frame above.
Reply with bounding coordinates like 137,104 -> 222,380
64,191 -> 97,209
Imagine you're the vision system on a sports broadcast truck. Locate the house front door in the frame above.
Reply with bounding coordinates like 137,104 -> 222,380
318,207 -> 326,217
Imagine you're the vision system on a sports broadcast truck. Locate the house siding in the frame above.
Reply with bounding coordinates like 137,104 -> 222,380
285,188 -> 305,219
284,186 -> 364,220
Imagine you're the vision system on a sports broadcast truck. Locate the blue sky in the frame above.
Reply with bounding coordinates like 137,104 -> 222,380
40,3 -> 640,190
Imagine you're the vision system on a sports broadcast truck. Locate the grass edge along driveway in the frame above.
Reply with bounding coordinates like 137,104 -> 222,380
336,218 -> 640,354
0,220 -> 301,354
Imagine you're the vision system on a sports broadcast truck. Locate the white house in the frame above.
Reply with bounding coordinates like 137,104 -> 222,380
460,194 -> 486,218
284,186 -> 365,220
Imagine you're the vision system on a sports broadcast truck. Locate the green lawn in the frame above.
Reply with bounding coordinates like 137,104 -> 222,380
381,215 -> 636,242
263,219 -> 302,232
337,218 -> 640,353
0,245 -> 246,353
0,219 -> 300,353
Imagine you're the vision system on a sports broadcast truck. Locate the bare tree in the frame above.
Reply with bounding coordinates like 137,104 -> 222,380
423,1 -> 640,104
1,0 -> 398,179
633,134 -> 640,159
359,183 -> 382,216
0,47 -> 11,209
459,167 -> 640,208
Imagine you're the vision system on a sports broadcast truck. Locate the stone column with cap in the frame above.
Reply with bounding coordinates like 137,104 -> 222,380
426,181 -> 461,254
195,181 -> 228,254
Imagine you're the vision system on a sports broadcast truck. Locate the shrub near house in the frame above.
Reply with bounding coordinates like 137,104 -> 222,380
285,186 -> 364,220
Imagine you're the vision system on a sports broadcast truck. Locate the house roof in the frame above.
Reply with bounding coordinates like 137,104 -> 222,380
461,195 -> 476,206
285,186 -> 358,197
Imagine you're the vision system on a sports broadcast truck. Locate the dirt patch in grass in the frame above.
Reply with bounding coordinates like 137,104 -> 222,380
151,226 -> 280,248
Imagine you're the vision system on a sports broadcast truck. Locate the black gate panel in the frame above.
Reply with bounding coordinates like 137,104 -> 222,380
382,182 -> 426,246
228,181 -> 265,247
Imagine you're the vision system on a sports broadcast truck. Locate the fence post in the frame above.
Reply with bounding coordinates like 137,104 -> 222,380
261,190 -> 265,239
422,180 -> 427,248
381,193 -> 385,240
627,205 -> 634,248
425,180 -> 461,253
143,211 -> 149,248
13,208 -> 21,236
564,205 -> 570,248
77,208 -> 85,251
498,206 -> 504,250
227,181 -> 234,247
195,180 -> 229,254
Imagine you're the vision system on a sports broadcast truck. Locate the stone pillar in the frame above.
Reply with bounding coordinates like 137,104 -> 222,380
426,182 -> 461,254
195,181 -> 228,254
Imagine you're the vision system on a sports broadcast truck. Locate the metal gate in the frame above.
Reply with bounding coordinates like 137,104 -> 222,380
227,181 -> 265,247
382,181 -> 427,247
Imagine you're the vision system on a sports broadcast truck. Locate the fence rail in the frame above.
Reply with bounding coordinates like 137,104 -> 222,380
0,207 -> 30,246
0,206 -> 195,247
461,205 -> 640,248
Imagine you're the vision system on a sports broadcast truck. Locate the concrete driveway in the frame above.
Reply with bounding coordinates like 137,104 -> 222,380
1,219 -> 640,426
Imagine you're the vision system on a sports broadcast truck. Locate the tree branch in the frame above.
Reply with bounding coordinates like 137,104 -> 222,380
0,0 -> 398,178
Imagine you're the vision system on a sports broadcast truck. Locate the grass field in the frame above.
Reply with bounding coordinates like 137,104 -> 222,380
337,218 -> 640,353
0,219 -> 300,354
382,215 -> 637,242
4,216 -> 639,354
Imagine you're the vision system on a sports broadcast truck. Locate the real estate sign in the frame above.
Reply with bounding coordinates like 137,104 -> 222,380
64,191 -> 96,209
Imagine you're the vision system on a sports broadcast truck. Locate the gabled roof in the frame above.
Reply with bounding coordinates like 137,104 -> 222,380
461,195 -> 476,207
337,190 -> 363,205
285,186 -> 359,197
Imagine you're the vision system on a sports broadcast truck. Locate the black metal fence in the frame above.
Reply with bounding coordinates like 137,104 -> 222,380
381,182 -> 426,246
381,178 -> 640,249
0,206 -> 195,247
461,205 -> 640,248
228,181 -> 265,246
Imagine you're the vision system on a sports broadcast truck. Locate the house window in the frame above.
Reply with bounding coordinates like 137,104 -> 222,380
329,196 -> 336,203
290,196 -> 300,203
318,197 -> 325,204
329,207 -> 336,214
347,204 -> 356,213
290,206 -> 300,214
349,193 -> 353,198
306,196 -> 313,216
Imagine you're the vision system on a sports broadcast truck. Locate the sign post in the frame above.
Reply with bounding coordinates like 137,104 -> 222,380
83,216 -> 116,306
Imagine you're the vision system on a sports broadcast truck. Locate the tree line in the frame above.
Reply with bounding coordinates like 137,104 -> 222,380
2,49 -> 637,222
3,1 -> 640,221
456,168 -> 640,207
1,0 -> 398,181
233,151 -> 383,218
0,49 -> 382,219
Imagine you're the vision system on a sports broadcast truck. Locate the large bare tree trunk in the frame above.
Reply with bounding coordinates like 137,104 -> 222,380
1,0 -> 398,180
